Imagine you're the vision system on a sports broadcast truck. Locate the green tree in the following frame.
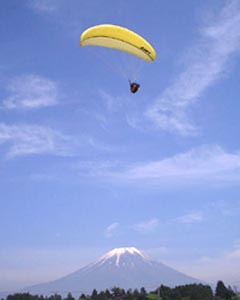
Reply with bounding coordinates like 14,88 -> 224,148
105,289 -> 111,299
160,285 -> 173,300
64,293 -> 75,300
126,289 -> 133,300
91,289 -> 98,300
48,294 -> 62,300
133,289 -> 140,300
140,288 -> 147,295
216,281 -> 234,300
79,294 -> 86,300
111,287 -> 125,300
7,293 -> 40,300
98,291 -> 109,300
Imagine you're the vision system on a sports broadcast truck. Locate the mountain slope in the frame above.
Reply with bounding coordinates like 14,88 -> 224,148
24,247 -> 201,296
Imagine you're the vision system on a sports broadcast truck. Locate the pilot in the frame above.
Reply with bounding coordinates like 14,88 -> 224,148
130,82 -> 140,93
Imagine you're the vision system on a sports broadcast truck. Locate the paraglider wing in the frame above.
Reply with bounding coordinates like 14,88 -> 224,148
80,24 -> 156,62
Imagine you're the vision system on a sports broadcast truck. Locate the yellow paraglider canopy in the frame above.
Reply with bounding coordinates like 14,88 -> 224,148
80,24 -> 156,62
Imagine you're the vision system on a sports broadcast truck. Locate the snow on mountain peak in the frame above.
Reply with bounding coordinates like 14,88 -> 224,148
97,247 -> 148,267
106,247 -> 145,257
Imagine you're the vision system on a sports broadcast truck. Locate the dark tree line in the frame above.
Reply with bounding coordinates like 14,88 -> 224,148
157,283 -> 213,300
5,281 -> 240,300
215,281 -> 239,300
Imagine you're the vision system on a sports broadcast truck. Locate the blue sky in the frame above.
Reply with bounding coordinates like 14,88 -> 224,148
1,0 -> 240,293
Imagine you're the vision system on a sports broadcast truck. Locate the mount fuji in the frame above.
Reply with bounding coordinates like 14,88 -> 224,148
24,247 -> 201,296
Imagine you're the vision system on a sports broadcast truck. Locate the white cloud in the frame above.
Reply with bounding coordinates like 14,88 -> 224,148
209,199 -> 240,217
99,90 -> 123,113
27,0 -> 59,13
145,247 -> 169,257
226,240 -> 240,259
132,218 -> 159,234
74,144 -> 240,185
123,145 -> 240,183
74,160 -> 123,178
104,222 -> 120,238
146,0 -> 240,135
227,248 -> 240,259
0,123 -> 75,158
176,244 -> 240,285
2,74 -> 59,109
176,211 -> 203,224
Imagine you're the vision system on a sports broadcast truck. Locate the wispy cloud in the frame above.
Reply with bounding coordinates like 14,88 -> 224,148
104,222 -> 120,238
2,74 -> 59,109
74,145 -> 240,185
146,1 -> 240,135
0,123 -> 76,158
145,247 -> 169,257
104,219 -> 161,238
132,218 -> 159,234
27,0 -> 59,14
74,160 -> 123,178
177,243 -> 240,284
227,247 -> 240,259
99,90 -> 124,113
209,199 -> 240,217
123,145 -> 240,183
176,211 -> 203,224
